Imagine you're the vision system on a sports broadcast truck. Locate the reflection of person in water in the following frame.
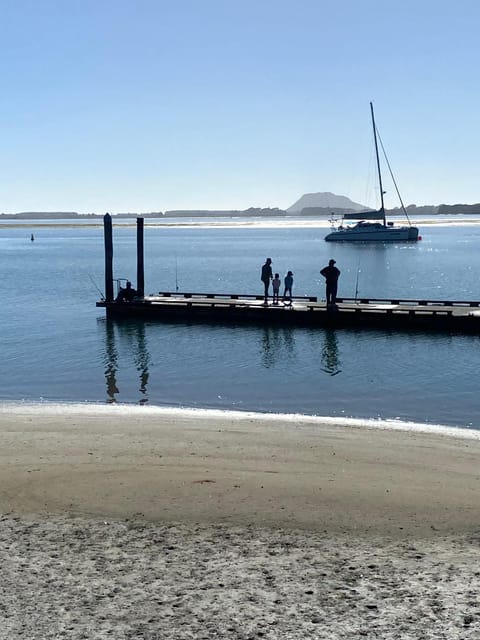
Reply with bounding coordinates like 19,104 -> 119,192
321,329 -> 342,376
116,281 -> 137,302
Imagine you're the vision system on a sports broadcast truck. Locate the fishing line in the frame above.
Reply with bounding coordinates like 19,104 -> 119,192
354,259 -> 361,302
88,274 -> 105,300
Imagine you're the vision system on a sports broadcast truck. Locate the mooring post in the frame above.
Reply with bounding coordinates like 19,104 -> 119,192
104,213 -> 114,302
137,217 -> 145,298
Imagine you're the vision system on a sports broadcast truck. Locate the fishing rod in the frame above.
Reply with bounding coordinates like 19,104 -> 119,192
175,255 -> 179,292
354,260 -> 361,302
89,274 -> 105,301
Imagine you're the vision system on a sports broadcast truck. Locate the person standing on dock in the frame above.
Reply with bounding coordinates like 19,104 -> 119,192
261,258 -> 273,304
320,259 -> 341,306
283,270 -> 293,302
272,273 -> 281,305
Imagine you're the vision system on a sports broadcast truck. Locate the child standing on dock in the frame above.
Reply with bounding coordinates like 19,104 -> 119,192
283,271 -> 293,302
272,273 -> 281,305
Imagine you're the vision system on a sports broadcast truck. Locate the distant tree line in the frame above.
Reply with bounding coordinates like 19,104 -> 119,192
0,208 -> 287,219
2,203 -> 480,219
387,203 -> 480,216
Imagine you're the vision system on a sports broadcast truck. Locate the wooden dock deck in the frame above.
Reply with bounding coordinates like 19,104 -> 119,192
96,214 -> 480,334
96,292 -> 480,333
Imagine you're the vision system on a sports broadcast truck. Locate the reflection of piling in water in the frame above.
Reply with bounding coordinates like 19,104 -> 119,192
104,320 -> 119,402
102,319 -> 151,404
132,323 -> 149,400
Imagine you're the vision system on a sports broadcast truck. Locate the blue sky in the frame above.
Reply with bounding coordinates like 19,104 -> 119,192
1,0 -> 479,213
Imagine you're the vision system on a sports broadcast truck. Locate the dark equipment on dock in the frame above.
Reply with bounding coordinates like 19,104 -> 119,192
96,215 -> 480,334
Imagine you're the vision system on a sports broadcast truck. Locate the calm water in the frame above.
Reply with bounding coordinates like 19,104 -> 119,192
2,217 -> 480,429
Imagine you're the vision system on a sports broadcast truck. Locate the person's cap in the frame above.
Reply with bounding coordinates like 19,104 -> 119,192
266,257 -> 272,263
287,270 -> 293,275
329,259 -> 336,265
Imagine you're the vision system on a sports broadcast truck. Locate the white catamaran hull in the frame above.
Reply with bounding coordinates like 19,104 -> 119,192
325,222 -> 419,242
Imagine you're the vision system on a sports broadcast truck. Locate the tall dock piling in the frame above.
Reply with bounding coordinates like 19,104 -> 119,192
103,213 -> 114,302
137,217 -> 145,298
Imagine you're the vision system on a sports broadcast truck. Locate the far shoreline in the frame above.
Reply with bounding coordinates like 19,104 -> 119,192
2,213 -> 480,230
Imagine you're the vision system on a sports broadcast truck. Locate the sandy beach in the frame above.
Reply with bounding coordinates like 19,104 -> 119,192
0,404 -> 479,639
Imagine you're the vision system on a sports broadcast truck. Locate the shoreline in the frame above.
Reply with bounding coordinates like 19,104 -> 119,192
1,402 -> 479,537
2,400 -> 479,440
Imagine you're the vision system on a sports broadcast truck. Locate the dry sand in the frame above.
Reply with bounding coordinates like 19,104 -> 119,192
0,404 -> 479,639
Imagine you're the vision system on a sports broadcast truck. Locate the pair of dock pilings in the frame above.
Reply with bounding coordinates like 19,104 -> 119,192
103,213 -> 144,302
98,214 -> 480,334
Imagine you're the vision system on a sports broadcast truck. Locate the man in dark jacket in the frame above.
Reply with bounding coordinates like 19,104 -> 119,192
320,259 -> 341,305
261,258 -> 273,304
116,280 -> 137,303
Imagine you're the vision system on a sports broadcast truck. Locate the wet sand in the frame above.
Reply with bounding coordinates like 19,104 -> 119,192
0,405 -> 479,639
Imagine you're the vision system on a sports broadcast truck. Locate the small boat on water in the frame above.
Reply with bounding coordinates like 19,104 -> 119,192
325,103 -> 419,243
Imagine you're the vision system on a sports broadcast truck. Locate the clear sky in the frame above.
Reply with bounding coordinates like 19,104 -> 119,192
1,0 -> 479,213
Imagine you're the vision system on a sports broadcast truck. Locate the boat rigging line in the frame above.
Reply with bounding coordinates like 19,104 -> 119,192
375,128 -> 412,226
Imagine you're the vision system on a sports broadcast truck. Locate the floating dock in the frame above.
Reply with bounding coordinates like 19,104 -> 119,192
96,215 -> 480,334
97,292 -> 480,333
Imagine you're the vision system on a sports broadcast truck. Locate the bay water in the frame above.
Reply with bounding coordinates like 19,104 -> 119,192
1,216 -> 479,429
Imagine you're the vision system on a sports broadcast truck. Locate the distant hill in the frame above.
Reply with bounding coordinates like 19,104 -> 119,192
287,192 -> 366,214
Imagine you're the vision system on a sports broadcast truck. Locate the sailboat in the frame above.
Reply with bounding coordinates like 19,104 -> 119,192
325,103 -> 419,242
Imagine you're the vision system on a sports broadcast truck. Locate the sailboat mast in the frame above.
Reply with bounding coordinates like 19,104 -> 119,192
370,102 -> 386,225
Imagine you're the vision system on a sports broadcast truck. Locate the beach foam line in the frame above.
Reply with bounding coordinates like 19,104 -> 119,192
1,400 -> 479,441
